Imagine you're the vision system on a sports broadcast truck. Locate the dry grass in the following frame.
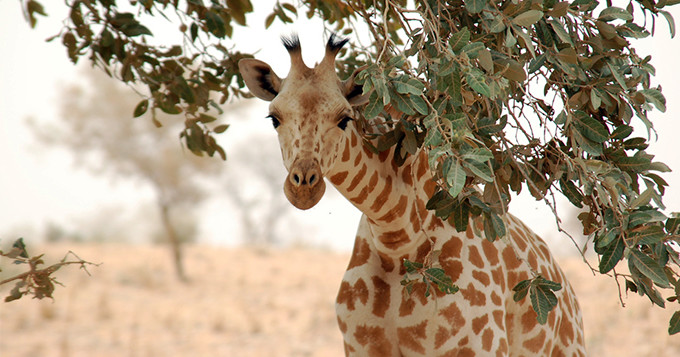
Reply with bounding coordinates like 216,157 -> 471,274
0,243 -> 678,356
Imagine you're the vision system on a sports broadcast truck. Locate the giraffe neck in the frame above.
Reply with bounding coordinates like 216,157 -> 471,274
327,123 -> 437,258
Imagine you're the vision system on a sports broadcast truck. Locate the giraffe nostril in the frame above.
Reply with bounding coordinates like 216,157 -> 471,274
293,173 -> 301,185
309,174 -> 316,186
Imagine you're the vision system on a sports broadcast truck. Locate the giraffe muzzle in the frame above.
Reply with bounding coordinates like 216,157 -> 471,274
283,158 -> 326,210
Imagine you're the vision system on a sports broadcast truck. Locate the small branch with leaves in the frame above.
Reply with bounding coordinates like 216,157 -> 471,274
0,238 -> 99,302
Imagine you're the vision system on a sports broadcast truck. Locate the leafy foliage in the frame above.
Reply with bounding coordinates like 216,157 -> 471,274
0,238 -> 97,302
402,257 -> 460,297
21,0 -> 680,333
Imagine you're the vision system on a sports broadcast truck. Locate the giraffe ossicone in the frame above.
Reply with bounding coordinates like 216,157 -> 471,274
239,34 -> 587,356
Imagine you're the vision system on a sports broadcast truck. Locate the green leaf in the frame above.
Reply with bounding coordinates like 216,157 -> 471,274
599,236 -> 625,274
449,27 -> 470,52
629,249 -> 671,288
461,42 -> 485,58
403,259 -> 424,273
495,58 -> 527,82
670,311 -> 680,335
205,10 -> 227,38
488,16 -> 506,33
512,279 -> 532,302
425,268 -> 459,295
464,0 -> 487,14
394,78 -> 425,95
463,159 -> 494,182
364,91 -> 384,119
631,225 -> 666,246
411,95 -> 429,115
659,10 -> 676,39
213,124 -> 229,134
512,10 -> 544,28
607,62 -> 628,90
445,158 -> 466,198
638,89 -> 666,112
530,284 -> 558,324
574,132 -> 603,156
461,148 -> 493,163
535,276 -> 562,291
615,156 -> 651,173
559,179 -> 583,208
548,19 -> 573,45
448,199 -> 470,232
610,125 -> 633,140
488,212 -> 506,239
572,111 -> 608,143
121,23 -> 153,37
528,54 -> 546,74
599,7 -> 633,22
133,99 -> 149,118
390,91 -> 416,116
466,69 -> 490,97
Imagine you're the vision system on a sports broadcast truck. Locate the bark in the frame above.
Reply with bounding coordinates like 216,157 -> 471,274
158,202 -> 187,282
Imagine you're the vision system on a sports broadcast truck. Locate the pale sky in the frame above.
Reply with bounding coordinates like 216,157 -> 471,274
1,2 -> 679,253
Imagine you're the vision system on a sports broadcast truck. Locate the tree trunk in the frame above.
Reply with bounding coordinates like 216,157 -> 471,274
159,202 -> 187,282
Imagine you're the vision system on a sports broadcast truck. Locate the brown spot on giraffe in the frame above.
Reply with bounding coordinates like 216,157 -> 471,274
502,246 -> 522,270
346,164 -> 367,192
377,194 -> 408,223
399,291 -> 416,317
440,258 -> 464,284
460,282 -> 487,307
482,327 -> 494,352
353,150 -> 362,166
481,239 -> 500,265
435,325 -> 449,349
522,329 -> 547,353
337,278 -> 368,311
239,34 -> 586,357
337,317 -> 348,333
493,309 -> 504,329
402,164 -> 414,186
472,314 -> 489,334
490,291 -> 502,306
472,270 -> 491,287
427,215 -> 444,230
371,276 -> 390,318
369,175 -> 392,212
378,251 -> 395,273
378,228 -> 409,250
468,245 -> 485,268
330,171 -> 348,186
397,321 -> 428,353
346,237 -> 370,270
350,186 -> 370,205
439,303 -> 466,335
354,325 -> 392,356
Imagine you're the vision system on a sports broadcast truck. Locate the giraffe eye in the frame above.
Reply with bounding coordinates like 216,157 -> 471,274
266,115 -> 280,129
337,116 -> 353,130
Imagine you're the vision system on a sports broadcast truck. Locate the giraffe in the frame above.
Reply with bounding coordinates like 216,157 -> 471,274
238,34 -> 586,356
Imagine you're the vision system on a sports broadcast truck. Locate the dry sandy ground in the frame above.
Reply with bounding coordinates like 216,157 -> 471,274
0,243 -> 678,357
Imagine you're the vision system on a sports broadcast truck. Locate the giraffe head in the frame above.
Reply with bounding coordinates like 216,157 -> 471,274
238,34 -> 368,210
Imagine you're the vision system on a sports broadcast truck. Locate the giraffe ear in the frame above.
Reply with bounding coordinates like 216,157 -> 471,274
343,66 -> 370,106
239,58 -> 282,101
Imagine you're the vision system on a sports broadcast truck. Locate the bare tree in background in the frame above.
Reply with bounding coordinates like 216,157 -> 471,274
223,137 -> 293,245
32,69 -> 226,281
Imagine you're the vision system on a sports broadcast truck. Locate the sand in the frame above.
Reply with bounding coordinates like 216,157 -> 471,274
1,243 -> 678,356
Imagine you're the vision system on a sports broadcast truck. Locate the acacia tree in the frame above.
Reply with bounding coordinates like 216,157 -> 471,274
32,68 -> 224,282
18,0 -> 680,333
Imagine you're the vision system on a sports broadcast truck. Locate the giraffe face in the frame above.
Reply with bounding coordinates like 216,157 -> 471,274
238,35 -> 368,210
